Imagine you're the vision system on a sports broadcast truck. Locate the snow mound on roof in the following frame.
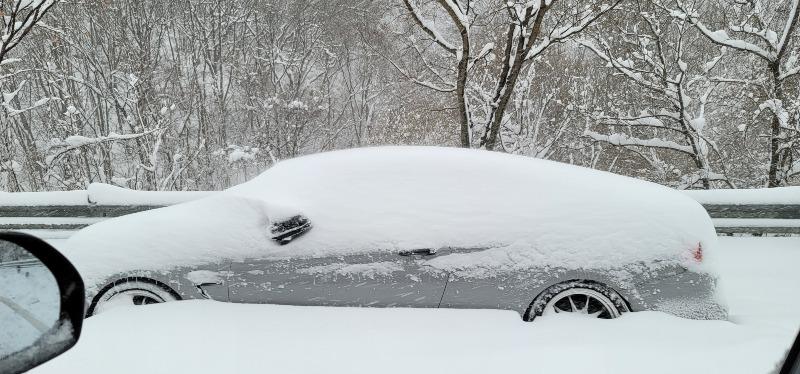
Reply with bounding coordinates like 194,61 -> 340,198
230,147 -> 718,266
66,146 -> 718,287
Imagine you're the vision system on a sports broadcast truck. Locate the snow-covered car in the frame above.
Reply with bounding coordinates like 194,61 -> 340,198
63,147 -> 727,320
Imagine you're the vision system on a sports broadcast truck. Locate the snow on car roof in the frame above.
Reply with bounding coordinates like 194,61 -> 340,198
65,147 -> 718,288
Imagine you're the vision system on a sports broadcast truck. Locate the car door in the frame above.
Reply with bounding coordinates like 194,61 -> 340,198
228,248 -> 449,308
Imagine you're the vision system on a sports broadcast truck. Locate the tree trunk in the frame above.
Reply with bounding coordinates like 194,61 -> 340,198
768,62 -> 787,187
482,3 -> 547,151
456,45 -> 471,147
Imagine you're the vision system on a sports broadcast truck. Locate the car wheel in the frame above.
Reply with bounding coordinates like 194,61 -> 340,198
525,280 -> 630,321
87,277 -> 180,317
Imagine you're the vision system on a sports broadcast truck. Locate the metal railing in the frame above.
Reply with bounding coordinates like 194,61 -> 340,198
703,204 -> 800,235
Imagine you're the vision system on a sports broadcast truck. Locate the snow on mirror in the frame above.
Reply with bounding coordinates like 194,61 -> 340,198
0,240 -> 60,359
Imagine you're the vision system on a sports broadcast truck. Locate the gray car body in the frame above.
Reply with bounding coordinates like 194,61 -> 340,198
85,246 -> 726,320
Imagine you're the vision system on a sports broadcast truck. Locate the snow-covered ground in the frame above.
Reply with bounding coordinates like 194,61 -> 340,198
27,236 -> 799,374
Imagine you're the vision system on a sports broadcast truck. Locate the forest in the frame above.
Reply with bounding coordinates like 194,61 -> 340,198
0,0 -> 798,191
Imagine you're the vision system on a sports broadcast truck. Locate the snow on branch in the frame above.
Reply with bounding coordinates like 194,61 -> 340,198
728,25 -> 777,49
596,114 -> 682,132
401,0 -> 457,55
678,170 -> 730,190
584,129 -> 695,154
577,39 -> 665,94
47,128 -> 164,165
61,131 -> 159,148
526,1 -> 619,61
778,64 -> 800,81
0,80 -> 52,116
790,160 -> 800,178
469,42 -> 494,70
670,5 -> 776,62
383,56 -> 455,92
758,99 -> 791,130
438,0 -> 468,29
776,0 -> 800,54
0,0 -> 58,64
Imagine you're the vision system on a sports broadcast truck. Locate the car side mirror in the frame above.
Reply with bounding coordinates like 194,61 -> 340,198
0,232 -> 85,374
270,215 -> 312,245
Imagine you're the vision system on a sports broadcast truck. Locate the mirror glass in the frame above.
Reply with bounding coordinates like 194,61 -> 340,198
0,240 -> 60,359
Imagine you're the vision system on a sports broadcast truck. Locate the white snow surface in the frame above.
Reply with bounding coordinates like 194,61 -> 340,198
65,195 -> 272,289
32,237 -> 800,374
185,270 -> 224,286
64,147 -> 718,288
684,186 -> 800,204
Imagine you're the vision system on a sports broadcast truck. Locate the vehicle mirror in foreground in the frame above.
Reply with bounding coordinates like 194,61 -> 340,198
0,232 -> 85,374
780,327 -> 800,374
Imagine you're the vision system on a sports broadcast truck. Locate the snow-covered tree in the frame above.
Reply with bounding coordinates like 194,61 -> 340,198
0,0 -> 58,191
397,0 -> 621,149
580,0 -> 736,188
0,0 -> 797,191
671,0 -> 800,187
0,0 -> 56,64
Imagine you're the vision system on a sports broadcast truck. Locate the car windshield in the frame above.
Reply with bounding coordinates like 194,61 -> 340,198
1,0 -> 800,373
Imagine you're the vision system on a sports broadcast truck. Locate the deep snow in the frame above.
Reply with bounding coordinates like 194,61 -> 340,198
31,237 -> 800,374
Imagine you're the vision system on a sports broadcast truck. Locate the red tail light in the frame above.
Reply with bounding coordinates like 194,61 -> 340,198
691,243 -> 703,262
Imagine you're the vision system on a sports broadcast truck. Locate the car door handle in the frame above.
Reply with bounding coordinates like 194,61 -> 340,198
398,248 -> 436,257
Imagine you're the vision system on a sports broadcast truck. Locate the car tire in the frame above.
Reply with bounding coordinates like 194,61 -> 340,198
524,280 -> 630,321
87,277 -> 180,317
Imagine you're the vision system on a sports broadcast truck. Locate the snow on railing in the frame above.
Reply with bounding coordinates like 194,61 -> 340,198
0,183 -> 214,206
0,184 -> 215,237
682,187 -> 800,205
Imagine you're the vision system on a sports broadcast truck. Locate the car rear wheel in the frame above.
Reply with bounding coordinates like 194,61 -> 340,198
87,278 -> 180,317
525,280 -> 629,321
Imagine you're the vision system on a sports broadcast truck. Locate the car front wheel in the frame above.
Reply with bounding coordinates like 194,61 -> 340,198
87,278 -> 180,317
